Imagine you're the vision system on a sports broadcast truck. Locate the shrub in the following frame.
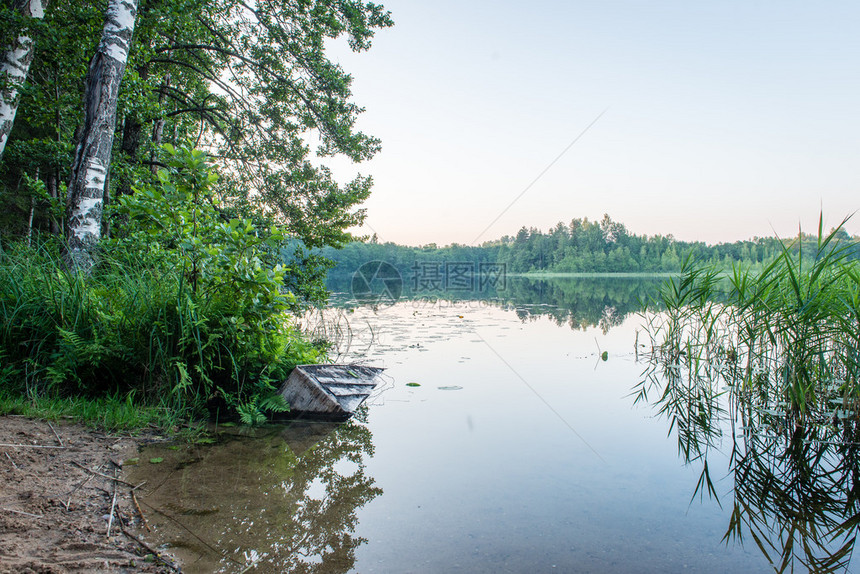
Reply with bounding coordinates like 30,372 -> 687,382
0,145 -> 323,423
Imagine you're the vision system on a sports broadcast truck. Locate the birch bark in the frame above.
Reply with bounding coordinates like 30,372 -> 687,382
65,0 -> 138,270
0,0 -> 47,160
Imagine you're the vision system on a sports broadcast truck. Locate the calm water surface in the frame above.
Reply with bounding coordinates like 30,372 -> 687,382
127,278 -> 857,573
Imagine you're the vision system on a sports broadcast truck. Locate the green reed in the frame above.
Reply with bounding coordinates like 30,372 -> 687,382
636,218 -> 860,572
639,216 -> 860,426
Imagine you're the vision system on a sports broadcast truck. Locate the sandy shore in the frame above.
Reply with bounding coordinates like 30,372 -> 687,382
0,415 -> 177,573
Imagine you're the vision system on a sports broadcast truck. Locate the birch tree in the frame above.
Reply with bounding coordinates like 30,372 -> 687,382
0,0 -> 48,160
65,0 -> 138,270
2,0 -> 392,286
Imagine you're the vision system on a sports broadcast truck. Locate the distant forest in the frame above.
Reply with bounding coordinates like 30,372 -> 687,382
323,214 -> 860,275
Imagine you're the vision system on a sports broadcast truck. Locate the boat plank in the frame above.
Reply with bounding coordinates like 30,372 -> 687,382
277,364 -> 384,420
326,385 -> 380,397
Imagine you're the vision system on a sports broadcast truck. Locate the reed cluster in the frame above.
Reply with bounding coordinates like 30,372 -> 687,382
641,217 -> 860,426
636,218 -> 860,572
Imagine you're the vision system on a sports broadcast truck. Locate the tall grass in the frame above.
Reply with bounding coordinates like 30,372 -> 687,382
0,240 -> 321,425
0,389 -> 186,432
640,217 -> 860,425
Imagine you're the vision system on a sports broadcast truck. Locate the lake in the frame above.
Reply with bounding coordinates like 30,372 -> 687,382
126,276 -> 859,573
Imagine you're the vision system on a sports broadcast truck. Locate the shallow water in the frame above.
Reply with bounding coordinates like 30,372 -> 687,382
127,278 -> 858,573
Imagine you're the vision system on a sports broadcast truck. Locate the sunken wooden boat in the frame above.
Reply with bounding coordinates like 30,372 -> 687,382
278,364 -> 384,421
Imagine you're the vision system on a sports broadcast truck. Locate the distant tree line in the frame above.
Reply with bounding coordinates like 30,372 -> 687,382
324,214 -> 860,275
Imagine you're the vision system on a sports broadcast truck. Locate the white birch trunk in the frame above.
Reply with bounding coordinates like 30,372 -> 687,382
65,0 -> 138,271
0,0 -> 47,160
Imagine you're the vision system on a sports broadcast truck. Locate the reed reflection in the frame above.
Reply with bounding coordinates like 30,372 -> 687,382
638,335 -> 860,572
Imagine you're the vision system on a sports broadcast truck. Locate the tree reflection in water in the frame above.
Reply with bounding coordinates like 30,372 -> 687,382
637,351 -> 860,572
502,277 -> 660,333
326,274 -> 664,333
127,411 -> 381,573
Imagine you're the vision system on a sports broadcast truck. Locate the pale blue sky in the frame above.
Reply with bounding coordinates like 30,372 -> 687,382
327,1 -> 860,246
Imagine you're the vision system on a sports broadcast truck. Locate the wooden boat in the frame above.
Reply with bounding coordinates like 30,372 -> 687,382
278,364 -> 384,420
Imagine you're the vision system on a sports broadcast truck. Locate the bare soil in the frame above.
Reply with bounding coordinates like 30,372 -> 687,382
0,415 -> 177,573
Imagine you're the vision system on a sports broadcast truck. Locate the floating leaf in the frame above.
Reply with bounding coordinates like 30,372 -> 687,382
149,457 -> 164,464
406,382 -> 421,387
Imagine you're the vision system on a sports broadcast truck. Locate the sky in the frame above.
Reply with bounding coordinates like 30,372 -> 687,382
325,0 -> 860,247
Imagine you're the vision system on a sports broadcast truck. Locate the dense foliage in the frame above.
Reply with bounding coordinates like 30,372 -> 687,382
0,147 -> 324,423
1,0 -> 391,255
0,1 -> 392,424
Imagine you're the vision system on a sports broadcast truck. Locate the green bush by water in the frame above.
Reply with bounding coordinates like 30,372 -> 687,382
0,146 -> 324,426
